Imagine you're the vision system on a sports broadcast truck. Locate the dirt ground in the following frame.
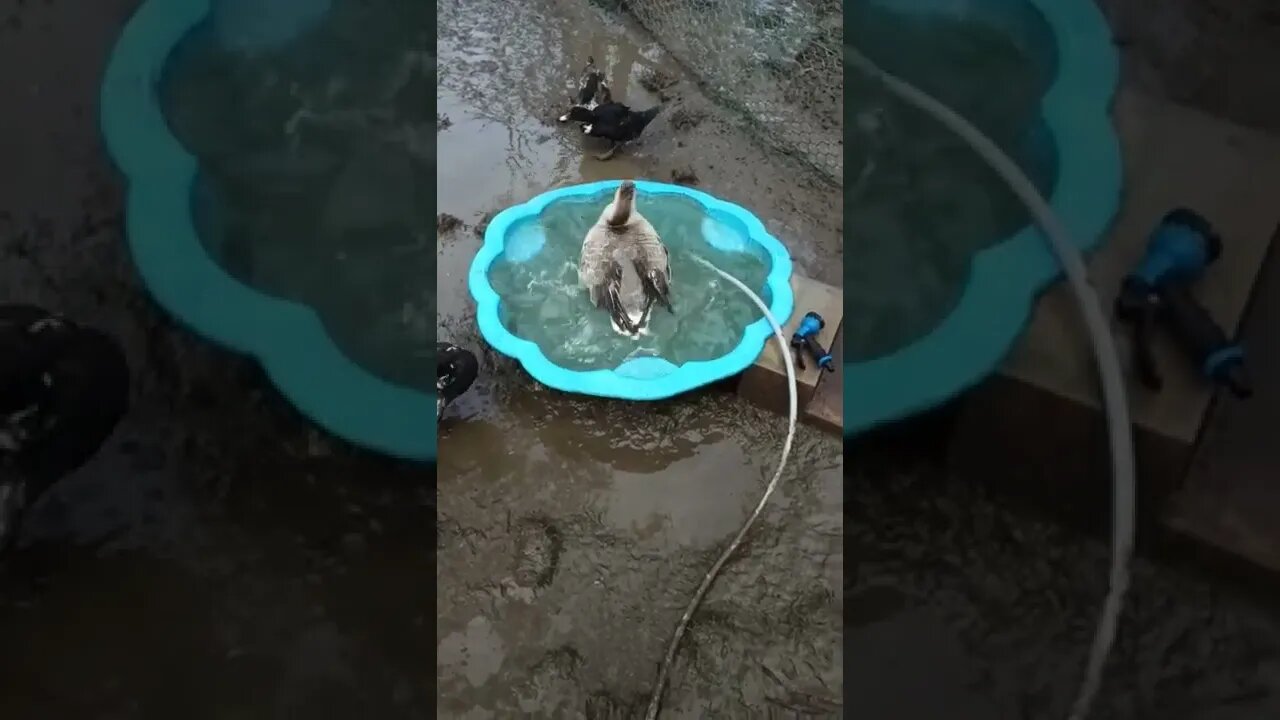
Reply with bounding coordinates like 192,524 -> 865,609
435,0 -> 843,715
435,0 -> 1280,718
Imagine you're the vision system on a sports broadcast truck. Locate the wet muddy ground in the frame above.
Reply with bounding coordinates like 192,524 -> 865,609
433,0 -> 1280,718
435,0 -> 843,714
448,0 -> 1280,717
846,443 -> 1280,720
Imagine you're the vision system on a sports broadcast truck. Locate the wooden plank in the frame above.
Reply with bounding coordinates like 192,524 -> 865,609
1165,222 -> 1280,575
805,323 -> 843,436
1001,87 -> 1280,445
738,274 -> 843,425
950,89 -> 1280,530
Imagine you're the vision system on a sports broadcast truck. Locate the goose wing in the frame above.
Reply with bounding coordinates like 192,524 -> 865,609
624,215 -> 674,314
579,225 -> 642,334
578,225 -> 612,295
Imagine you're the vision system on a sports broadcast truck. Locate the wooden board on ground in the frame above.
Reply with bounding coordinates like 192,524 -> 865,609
737,273 -> 842,433
1165,223 -> 1280,575
951,86 -> 1280,504
805,324 -> 843,436
1001,86 -> 1280,445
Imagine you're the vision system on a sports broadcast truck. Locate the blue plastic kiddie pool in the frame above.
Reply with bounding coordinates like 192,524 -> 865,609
469,180 -> 795,400
101,0 -> 436,461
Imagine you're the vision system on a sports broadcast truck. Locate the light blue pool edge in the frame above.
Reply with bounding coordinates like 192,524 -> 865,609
845,0 -> 1123,436
469,179 -> 796,401
100,0 -> 436,461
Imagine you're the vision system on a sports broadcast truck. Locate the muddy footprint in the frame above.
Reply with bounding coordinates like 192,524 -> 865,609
515,645 -> 585,709
584,689 -> 647,720
513,515 -> 563,589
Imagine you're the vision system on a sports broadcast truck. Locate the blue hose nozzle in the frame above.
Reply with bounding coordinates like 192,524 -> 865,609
791,311 -> 833,372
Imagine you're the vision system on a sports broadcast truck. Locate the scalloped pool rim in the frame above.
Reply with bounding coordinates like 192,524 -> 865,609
845,0 -> 1123,437
469,180 -> 795,401
101,0 -> 435,461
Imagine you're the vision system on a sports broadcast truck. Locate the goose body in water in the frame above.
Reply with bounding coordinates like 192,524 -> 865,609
578,181 -> 674,336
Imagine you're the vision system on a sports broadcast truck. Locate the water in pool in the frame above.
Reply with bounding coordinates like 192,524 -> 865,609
159,0 -> 432,391
846,1 -> 1058,361
487,190 -> 772,372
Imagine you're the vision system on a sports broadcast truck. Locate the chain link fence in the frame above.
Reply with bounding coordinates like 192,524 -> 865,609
616,0 -> 843,183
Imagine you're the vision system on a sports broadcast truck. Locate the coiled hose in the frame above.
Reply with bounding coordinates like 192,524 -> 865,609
848,46 -> 1135,720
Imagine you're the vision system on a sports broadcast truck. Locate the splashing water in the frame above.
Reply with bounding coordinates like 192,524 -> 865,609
487,191 -> 773,371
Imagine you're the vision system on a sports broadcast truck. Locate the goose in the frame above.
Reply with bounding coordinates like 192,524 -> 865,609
578,181 -> 673,335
